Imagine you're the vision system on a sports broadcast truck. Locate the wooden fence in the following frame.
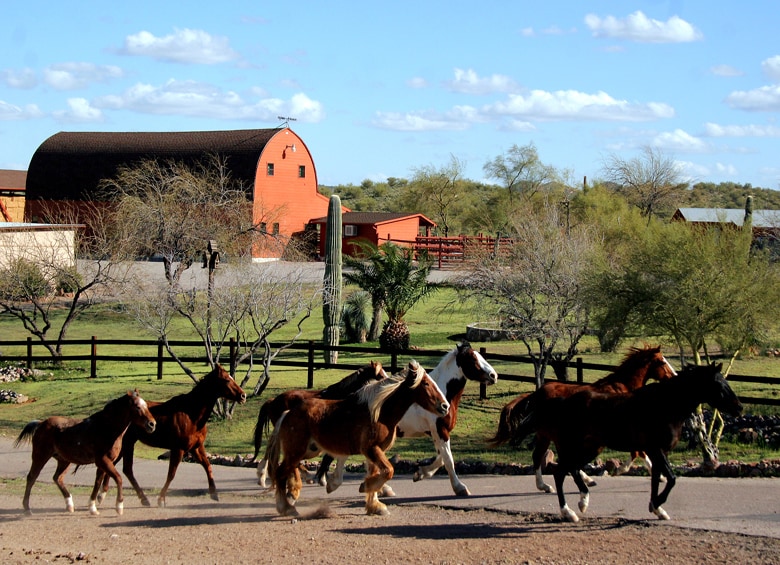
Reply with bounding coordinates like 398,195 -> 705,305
1,337 -> 779,406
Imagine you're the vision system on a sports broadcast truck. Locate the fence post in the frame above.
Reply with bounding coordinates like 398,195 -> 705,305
479,347 -> 488,400
90,336 -> 97,378
577,357 -> 583,384
307,341 -> 315,388
157,340 -> 164,380
229,338 -> 237,373
26,337 -> 32,369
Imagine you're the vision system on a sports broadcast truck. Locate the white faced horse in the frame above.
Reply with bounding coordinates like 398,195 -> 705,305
315,342 -> 498,496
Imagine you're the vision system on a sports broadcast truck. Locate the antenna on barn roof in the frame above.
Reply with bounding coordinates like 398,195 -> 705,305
277,116 -> 297,128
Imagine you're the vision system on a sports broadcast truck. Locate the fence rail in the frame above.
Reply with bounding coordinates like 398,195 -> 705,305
1,337 -> 779,406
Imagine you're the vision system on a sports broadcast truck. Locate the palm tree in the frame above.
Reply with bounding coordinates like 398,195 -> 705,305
344,242 -> 435,350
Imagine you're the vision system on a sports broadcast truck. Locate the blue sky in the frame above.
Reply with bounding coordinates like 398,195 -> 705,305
2,1 -> 779,190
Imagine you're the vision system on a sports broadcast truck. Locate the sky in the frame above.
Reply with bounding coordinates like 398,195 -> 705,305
2,1 -> 779,190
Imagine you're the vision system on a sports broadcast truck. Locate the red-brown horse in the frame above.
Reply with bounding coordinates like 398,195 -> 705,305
489,345 -> 677,493
99,364 -> 246,507
265,361 -> 449,517
520,363 -> 742,522
253,361 -> 388,488
14,390 -> 157,516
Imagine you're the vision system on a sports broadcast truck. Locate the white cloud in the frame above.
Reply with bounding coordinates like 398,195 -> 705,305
445,68 -> 520,95
120,28 -> 239,64
94,79 -> 323,122
520,27 -> 535,37
710,64 -> 744,77
406,77 -> 428,89
0,100 -> 43,120
485,89 -> 674,121
652,128 -> 709,152
371,109 -> 474,131
761,55 -> 780,82
43,62 -> 123,90
1,68 -> 37,89
715,162 -> 739,175
52,98 -> 104,122
726,84 -> 780,112
704,122 -> 780,137
584,11 -> 702,43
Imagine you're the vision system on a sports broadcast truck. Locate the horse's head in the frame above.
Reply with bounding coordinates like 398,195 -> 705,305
404,360 -> 450,417
646,346 -> 677,383
455,341 -> 498,386
618,345 -> 677,387
209,365 -> 247,404
127,389 -> 157,434
684,362 -> 743,416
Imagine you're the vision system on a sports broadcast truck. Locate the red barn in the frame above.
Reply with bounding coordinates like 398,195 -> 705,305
24,127 -> 344,260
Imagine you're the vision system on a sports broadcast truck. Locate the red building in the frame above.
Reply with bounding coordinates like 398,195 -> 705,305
308,211 -> 436,257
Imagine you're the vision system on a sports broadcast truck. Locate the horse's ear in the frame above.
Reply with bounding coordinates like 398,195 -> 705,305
458,341 -> 470,352
714,362 -> 723,372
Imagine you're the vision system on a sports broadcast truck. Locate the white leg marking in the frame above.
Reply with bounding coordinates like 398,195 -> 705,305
65,495 -> 75,513
536,466 -> 555,493
560,504 -> 579,522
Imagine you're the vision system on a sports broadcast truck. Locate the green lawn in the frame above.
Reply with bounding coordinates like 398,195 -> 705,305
1,284 -> 779,469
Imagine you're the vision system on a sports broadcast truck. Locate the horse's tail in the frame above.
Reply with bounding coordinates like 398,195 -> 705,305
251,398 -> 276,462
486,393 -> 535,447
263,411 -> 288,488
13,420 -> 41,448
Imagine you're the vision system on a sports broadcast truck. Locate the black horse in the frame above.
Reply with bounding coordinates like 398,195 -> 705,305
515,362 -> 742,522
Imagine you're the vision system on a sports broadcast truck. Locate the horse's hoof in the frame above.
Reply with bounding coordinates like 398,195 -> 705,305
157,498 -> 166,508
649,502 -> 671,520
358,482 -> 367,493
116,502 -> 124,516
367,504 -> 390,516
455,487 -> 471,497
325,483 -> 340,494
23,509 -> 33,517
210,492 -> 219,502
412,472 -> 422,482
380,485 -> 396,497
585,478 -> 597,488
578,497 -> 589,514
140,498 -> 151,507
560,505 -> 579,523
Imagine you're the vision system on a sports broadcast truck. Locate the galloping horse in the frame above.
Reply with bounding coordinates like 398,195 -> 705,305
265,361 -> 449,517
516,362 -> 742,522
488,345 -> 677,493
14,390 -> 157,516
253,361 -> 388,488
100,364 -> 246,507
315,341 -> 498,496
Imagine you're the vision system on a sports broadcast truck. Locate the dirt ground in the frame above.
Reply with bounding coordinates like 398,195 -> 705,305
1,490 -> 779,565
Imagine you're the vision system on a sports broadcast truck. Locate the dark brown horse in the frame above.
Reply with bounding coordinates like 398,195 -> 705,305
265,361 -> 449,517
516,362 -> 742,522
14,390 -> 157,516
100,364 -> 246,507
489,345 -> 677,493
253,361 -> 388,488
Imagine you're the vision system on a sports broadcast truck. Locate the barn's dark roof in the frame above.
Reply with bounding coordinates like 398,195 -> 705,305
26,129 -> 280,201
310,211 -> 436,227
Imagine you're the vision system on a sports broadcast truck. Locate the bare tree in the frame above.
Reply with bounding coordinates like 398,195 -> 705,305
601,145 -> 687,220
0,201 -> 128,360
456,202 -> 595,387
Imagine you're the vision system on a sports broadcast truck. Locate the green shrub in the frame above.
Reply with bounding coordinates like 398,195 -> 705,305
0,258 -> 52,300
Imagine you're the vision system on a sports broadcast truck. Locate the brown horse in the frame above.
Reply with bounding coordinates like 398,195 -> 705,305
14,390 -> 157,516
265,360 -> 449,517
489,345 -> 677,493
99,364 -> 246,507
253,361 -> 388,488
518,362 -> 742,522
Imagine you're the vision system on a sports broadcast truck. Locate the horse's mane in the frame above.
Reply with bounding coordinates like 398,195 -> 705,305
357,361 -> 425,422
593,346 -> 661,385
320,362 -> 383,399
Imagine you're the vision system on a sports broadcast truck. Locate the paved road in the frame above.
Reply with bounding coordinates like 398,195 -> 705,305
1,436 -> 777,539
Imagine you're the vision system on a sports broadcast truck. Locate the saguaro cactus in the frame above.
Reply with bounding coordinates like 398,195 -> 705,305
322,195 -> 342,364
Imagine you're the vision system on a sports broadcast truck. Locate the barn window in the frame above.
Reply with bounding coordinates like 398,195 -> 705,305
298,165 -> 306,178
259,222 -> 267,234
344,225 -> 358,237
267,163 -> 274,176
272,223 -> 280,235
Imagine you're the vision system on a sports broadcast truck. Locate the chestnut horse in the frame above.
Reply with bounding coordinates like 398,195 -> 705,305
517,363 -> 742,522
253,361 -> 388,488
315,341 -> 498,496
265,361 -> 449,517
488,345 -> 677,493
99,364 -> 246,507
14,390 -> 157,516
